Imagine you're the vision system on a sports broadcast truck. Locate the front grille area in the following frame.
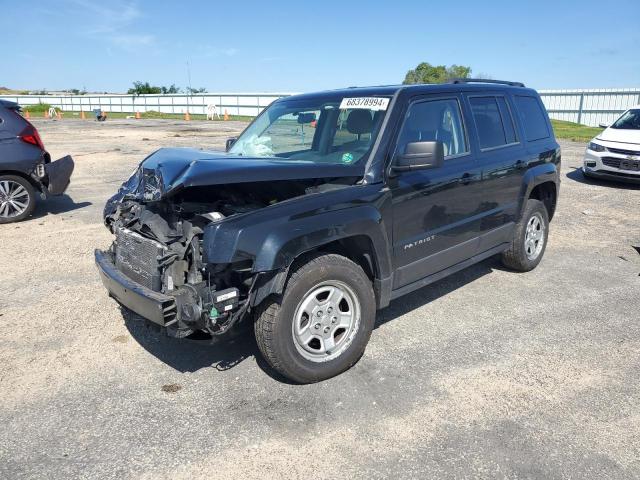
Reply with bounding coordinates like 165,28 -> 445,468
602,157 -> 622,168
115,228 -> 166,291
607,146 -> 640,156
602,156 -> 640,172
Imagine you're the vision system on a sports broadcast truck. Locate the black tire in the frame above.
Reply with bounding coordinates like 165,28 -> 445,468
255,253 -> 376,383
501,199 -> 549,272
0,175 -> 37,224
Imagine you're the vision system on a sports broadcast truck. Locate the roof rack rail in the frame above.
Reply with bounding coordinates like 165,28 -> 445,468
448,78 -> 525,88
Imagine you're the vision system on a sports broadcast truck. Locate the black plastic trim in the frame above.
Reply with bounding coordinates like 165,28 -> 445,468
390,243 -> 509,300
95,249 -> 176,326
449,78 -> 525,88
583,168 -> 640,185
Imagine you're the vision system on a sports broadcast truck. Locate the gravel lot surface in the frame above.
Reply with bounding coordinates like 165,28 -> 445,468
1,119 -> 639,479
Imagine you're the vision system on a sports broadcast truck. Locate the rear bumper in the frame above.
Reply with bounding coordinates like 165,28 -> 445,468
95,249 -> 177,326
44,155 -> 74,195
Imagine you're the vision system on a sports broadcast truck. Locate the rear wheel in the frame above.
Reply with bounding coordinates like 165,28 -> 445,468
0,175 -> 36,224
501,199 -> 549,272
255,253 -> 376,383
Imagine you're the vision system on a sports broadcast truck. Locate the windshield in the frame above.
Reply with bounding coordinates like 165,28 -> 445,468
228,95 -> 390,164
611,108 -> 640,130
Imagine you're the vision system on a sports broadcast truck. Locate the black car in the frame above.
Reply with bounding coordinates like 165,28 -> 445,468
96,79 -> 560,383
0,100 -> 74,223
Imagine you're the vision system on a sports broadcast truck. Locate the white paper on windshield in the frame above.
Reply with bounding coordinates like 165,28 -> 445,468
339,97 -> 389,111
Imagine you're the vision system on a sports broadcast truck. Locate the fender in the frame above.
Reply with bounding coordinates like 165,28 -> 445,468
518,162 -> 560,219
203,201 -> 392,274
201,185 -> 393,303
250,205 -> 393,307
253,205 -> 391,273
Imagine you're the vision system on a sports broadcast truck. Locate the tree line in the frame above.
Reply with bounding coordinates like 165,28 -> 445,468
75,62 -> 485,97
127,81 -> 208,95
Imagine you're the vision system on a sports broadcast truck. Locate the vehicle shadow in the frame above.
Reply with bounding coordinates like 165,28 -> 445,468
32,194 -> 92,218
566,167 -> 640,190
122,256 -> 501,382
375,256 -> 497,328
122,307 -> 259,374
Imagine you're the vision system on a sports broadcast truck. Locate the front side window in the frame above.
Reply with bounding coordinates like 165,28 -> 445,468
396,98 -> 468,158
228,96 -> 390,165
611,109 -> 640,130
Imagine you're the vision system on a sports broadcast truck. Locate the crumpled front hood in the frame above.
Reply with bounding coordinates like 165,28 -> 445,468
104,147 -> 364,218
136,148 -> 365,199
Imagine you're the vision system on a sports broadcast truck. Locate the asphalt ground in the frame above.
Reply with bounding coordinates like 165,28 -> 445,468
1,119 -> 639,479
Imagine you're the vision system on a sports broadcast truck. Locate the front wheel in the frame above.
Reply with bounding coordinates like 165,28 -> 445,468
501,199 -> 549,272
255,253 -> 376,383
0,175 -> 37,224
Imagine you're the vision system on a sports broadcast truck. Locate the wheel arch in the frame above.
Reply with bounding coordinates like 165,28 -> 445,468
520,164 -> 559,221
246,204 -> 393,309
0,169 -> 43,192
529,181 -> 557,220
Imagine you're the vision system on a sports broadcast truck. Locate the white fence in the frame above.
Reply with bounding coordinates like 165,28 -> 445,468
539,88 -> 640,127
1,88 -> 639,126
0,93 -> 293,117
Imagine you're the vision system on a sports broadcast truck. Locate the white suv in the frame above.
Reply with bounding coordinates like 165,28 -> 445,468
583,106 -> 640,184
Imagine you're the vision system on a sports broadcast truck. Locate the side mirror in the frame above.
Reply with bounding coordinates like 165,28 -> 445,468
392,141 -> 444,172
226,137 -> 237,151
598,123 -> 609,129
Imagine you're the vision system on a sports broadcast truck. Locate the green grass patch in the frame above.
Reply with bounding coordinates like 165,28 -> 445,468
23,102 -> 58,114
49,110 -> 253,122
0,88 -> 29,95
551,119 -> 602,143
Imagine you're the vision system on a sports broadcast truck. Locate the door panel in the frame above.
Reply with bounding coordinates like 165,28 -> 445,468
390,96 -> 482,290
465,94 -> 527,243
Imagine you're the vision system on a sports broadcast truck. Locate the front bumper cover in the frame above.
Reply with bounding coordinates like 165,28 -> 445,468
582,167 -> 640,185
44,155 -> 75,196
95,249 -> 177,326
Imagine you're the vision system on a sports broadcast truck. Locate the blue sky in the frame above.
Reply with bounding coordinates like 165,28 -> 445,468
2,0 -> 639,93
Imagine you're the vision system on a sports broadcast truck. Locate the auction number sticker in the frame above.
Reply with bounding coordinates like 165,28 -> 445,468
339,97 -> 389,111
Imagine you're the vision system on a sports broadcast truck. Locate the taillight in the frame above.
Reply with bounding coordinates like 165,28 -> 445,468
9,107 -> 46,151
19,125 -> 45,151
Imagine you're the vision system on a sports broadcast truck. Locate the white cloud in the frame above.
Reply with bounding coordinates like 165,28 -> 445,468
222,48 -> 239,57
259,56 -> 283,63
111,34 -> 156,48
67,0 -> 155,51
198,45 -> 239,58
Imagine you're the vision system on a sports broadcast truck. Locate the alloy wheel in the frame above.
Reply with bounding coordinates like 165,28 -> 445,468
524,213 -> 545,260
0,180 -> 31,219
292,281 -> 361,363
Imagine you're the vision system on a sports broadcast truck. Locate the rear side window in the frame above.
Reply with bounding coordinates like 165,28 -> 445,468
469,96 -> 518,150
514,95 -> 550,141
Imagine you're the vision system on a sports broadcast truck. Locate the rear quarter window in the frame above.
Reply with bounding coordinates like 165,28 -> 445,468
515,95 -> 550,141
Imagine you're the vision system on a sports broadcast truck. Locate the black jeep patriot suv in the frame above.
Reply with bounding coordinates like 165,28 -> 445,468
96,79 -> 560,383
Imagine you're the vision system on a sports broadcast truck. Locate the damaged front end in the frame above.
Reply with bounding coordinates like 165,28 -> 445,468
98,194 -> 260,338
96,148 -> 362,337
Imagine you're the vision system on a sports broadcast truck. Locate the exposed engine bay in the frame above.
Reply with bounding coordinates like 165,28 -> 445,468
102,175 -> 356,337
